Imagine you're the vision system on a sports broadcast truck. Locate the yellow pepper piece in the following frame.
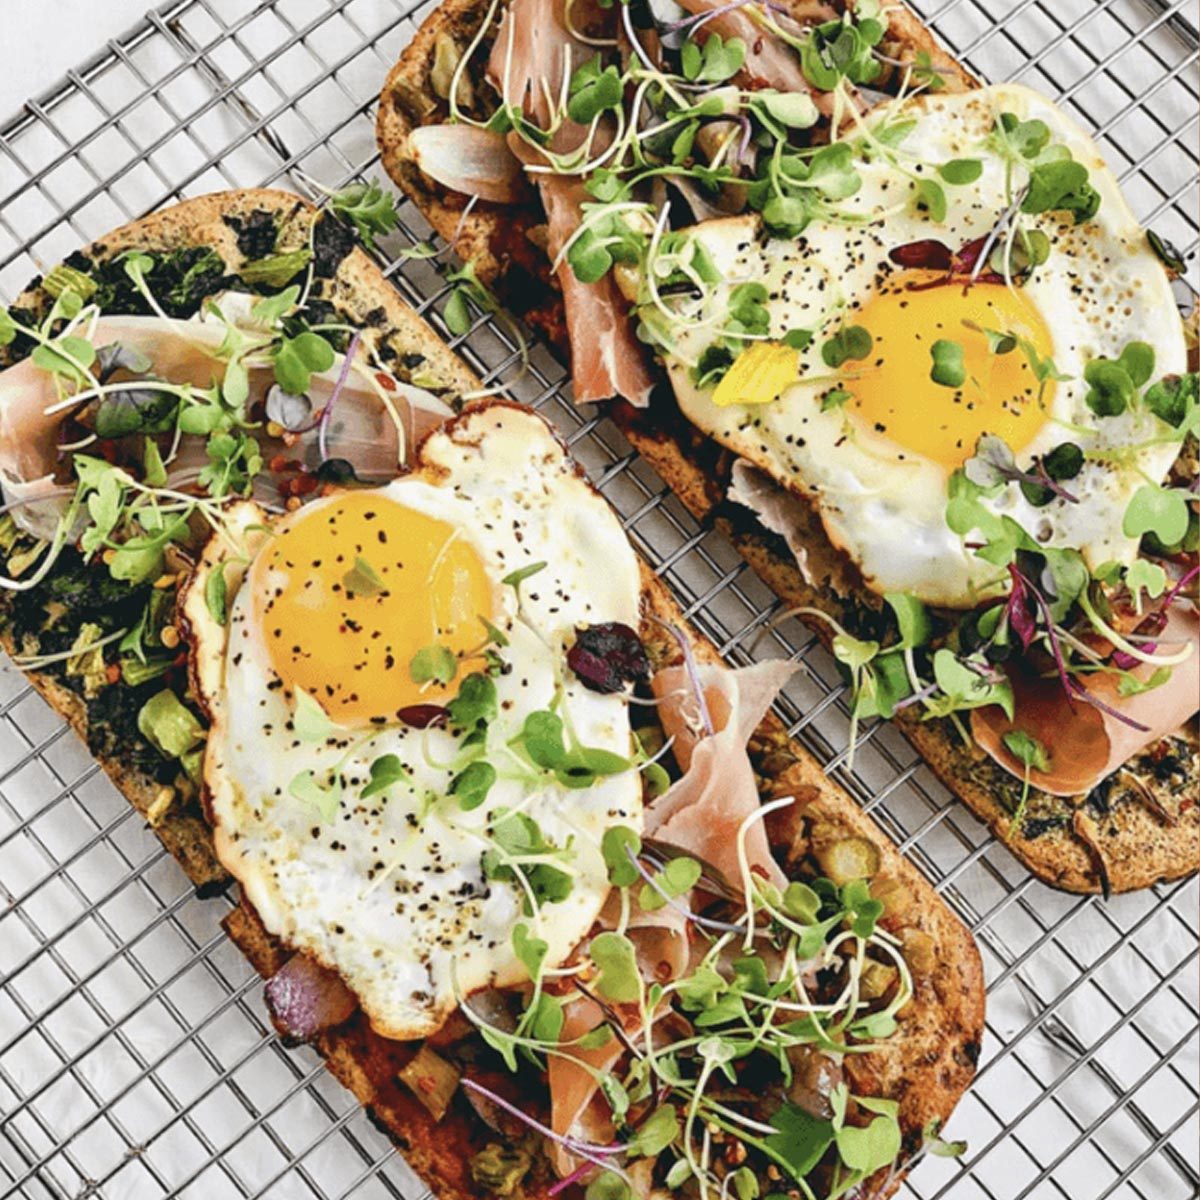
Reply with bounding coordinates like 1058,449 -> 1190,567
712,342 -> 799,407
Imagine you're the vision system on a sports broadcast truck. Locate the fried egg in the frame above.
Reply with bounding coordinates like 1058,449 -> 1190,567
660,84 -> 1187,608
185,405 -> 643,1039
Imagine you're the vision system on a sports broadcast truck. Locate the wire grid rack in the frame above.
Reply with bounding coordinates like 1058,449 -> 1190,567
0,0 -> 1196,1197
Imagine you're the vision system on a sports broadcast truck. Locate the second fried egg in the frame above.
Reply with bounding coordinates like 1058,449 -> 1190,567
660,84 -> 1187,608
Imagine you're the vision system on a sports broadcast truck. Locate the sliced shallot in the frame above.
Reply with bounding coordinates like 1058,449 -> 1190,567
407,124 -> 527,204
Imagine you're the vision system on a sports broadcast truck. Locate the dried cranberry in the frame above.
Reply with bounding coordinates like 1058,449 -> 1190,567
567,622 -> 651,694
397,704 -> 448,728
888,239 -> 954,271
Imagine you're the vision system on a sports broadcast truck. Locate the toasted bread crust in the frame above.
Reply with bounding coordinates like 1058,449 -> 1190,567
377,0 -> 1200,894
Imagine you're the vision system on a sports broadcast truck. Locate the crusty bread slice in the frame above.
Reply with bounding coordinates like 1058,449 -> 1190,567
375,1 -> 1200,894
0,197 -> 983,1197
205,398 -> 983,1199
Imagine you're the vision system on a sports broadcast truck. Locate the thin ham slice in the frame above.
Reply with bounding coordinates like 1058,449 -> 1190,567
487,0 -> 656,407
548,660 -> 797,1178
0,313 -> 453,537
650,658 -> 799,892
536,174 -> 657,407
547,998 -> 625,1175
263,952 -> 357,1043
972,603 -> 1199,797
598,884 -> 692,984
487,0 -> 584,128
728,458 -> 815,585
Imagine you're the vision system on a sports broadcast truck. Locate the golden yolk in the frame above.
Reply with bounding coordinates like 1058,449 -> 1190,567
845,271 -> 1056,471
252,491 -> 494,725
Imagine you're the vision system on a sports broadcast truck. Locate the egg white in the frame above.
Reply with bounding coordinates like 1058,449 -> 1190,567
661,83 -> 1187,608
185,406 -> 644,1039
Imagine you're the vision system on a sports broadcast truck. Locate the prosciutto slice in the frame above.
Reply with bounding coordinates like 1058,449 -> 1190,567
972,602 -> 1199,797
487,0 -> 587,128
547,998 -> 625,1175
650,658 -> 799,892
487,0 -> 656,407
0,313 -> 452,536
598,884 -> 692,984
728,458 -> 815,585
537,175 -> 657,407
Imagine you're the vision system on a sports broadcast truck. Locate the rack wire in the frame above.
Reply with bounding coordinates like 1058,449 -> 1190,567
0,0 -> 1196,1197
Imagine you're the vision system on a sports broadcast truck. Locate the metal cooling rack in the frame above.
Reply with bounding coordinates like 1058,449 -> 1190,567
0,0 -> 1196,1197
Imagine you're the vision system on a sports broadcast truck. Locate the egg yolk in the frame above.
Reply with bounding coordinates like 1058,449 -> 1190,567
845,271 -> 1056,471
253,491 -> 494,725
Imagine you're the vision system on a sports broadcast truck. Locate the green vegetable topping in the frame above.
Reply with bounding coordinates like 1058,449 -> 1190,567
137,689 -> 204,760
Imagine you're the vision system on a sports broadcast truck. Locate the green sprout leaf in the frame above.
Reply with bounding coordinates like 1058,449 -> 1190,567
450,760 -> 497,811
1123,483 -> 1190,546
752,90 -> 820,130
512,922 -> 548,980
204,561 -> 228,626
835,1099 -> 902,1175
884,593 -> 932,649
914,177 -> 947,222
832,632 -> 879,673
602,825 -> 642,887
288,769 -> 342,824
342,555 -> 385,597
939,158 -> 983,185
1143,372 -> 1198,430
293,688 -> 336,742
502,561 -> 547,590
626,1105 -> 680,1158
930,338 -> 966,388
447,671 -> 498,729
765,1103 -> 836,1179
410,643 -> 458,685
821,324 -> 873,369
589,931 -> 641,1003
274,331 -> 335,395
516,709 -> 568,769
680,33 -> 746,84
361,754 -> 410,799
567,54 -> 624,123
930,649 -> 1014,719
1002,729 -> 1050,772
1124,558 -> 1167,606
443,287 -> 472,335
251,285 -> 301,327
639,855 -> 702,912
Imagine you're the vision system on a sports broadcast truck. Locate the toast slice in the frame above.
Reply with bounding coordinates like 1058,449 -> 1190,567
197,400 -> 983,1200
0,198 -> 983,1198
375,0 -> 1200,894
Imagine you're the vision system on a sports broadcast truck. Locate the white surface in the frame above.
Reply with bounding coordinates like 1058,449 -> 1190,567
0,0 -> 1195,1198
0,0 -> 153,119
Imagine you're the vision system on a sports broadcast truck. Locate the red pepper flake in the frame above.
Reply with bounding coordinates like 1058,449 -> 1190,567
375,372 -> 397,392
105,663 -> 121,685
